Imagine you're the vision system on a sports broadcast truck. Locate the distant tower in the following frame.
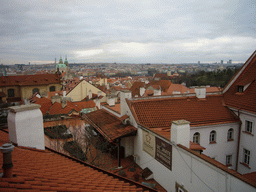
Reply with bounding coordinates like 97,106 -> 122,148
55,56 -> 67,73
229,60 -> 232,65
198,61 -> 200,65
221,60 -> 223,65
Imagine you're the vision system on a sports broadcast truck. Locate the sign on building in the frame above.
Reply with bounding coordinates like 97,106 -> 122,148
142,130 -> 172,170
156,137 -> 172,170
142,130 -> 155,158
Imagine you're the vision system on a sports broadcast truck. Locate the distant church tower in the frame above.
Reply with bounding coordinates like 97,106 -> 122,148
56,56 -> 67,73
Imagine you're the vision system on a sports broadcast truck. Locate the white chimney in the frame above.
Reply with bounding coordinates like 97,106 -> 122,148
107,97 -> 115,107
120,90 -> 132,116
171,120 -> 190,148
94,99 -> 101,109
8,104 -> 45,150
63,90 -> 66,97
195,87 -> 206,99
88,90 -> 92,99
153,89 -> 161,96
140,87 -> 145,96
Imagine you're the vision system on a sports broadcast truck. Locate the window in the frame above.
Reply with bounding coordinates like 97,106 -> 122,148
7,89 -> 15,98
243,149 -> 250,165
193,132 -> 200,144
245,120 -> 253,133
227,128 -> 234,141
209,130 -> 216,143
226,155 -> 232,165
237,86 -> 244,93
32,88 -> 40,95
49,86 -> 56,92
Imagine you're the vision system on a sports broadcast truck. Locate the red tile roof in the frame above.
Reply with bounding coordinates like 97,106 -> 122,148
127,95 -> 239,129
189,141 -> 206,151
0,74 -> 60,87
148,80 -> 172,92
243,172 -> 256,183
48,101 -> 81,115
0,130 -> 156,192
83,109 -> 137,142
35,98 -> 52,115
130,82 -> 145,97
223,51 -> 256,113
73,100 -> 96,109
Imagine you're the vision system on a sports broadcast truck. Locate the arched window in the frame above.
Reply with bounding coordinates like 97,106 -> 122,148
49,86 -> 55,92
7,89 -> 15,98
227,128 -> 234,141
193,132 -> 200,144
209,130 -> 216,143
32,88 -> 40,95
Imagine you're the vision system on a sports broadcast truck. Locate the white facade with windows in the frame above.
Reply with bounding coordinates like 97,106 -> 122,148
190,123 -> 239,169
232,109 -> 256,174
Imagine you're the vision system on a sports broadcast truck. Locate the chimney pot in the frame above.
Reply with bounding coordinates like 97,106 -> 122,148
0,143 -> 14,178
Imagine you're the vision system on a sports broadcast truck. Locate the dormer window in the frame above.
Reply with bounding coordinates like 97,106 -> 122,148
237,86 -> 244,93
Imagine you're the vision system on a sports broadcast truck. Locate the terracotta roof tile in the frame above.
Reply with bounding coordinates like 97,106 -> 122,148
0,130 -> 155,192
0,74 -> 60,87
128,95 -> 239,130
83,109 -> 137,141
224,51 -> 256,113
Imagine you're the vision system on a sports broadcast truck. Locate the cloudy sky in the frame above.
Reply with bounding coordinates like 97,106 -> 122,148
0,0 -> 255,65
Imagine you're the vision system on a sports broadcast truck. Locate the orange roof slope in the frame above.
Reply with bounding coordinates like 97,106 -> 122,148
130,82 -> 145,97
0,74 -> 60,87
128,95 -> 239,129
35,98 -> 52,115
224,51 -> 256,113
83,109 -> 137,141
148,80 -> 172,92
0,130 -> 155,192
49,101 -> 81,115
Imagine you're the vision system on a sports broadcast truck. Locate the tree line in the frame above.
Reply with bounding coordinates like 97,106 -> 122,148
173,68 -> 241,88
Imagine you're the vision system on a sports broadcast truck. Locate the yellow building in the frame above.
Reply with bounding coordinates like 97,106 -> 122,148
66,80 -> 106,102
0,74 -> 61,103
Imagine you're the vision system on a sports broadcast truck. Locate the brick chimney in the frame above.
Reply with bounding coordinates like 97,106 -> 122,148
8,104 -> 45,150
171,120 -> 190,148
0,143 -> 14,178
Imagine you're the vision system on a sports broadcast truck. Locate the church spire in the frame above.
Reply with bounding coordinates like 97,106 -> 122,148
59,56 -> 63,64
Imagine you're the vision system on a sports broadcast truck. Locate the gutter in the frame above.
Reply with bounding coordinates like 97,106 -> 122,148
236,108 -> 242,172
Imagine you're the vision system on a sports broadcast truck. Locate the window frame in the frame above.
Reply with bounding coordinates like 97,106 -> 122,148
7,89 -> 15,98
227,128 -> 234,141
245,120 -> 253,133
32,88 -> 40,95
226,155 -> 232,166
243,148 -> 250,166
209,130 -> 216,143
237,86 -> 244,93
193,132 -> 200,144
49,86 -> 56,92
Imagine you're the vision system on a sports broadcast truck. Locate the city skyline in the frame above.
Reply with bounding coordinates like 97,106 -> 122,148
0,0 -> 255,65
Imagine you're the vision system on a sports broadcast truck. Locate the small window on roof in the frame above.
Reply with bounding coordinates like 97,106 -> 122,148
237,86 -> 244,93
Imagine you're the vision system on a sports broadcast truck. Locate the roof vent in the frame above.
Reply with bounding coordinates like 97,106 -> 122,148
0,143 -> 14,178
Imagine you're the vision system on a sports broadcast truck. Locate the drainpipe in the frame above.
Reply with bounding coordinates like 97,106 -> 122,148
117,138 -> 122,168
0,143 -> 14,178
235,108 -> 241,171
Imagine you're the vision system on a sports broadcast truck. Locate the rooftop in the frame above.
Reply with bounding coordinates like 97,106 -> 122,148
127,94 -> 239,131
0,129 -> 156,192
83,109 -> 137,142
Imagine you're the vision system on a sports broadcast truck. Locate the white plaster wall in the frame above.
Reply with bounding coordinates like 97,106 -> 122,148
8,107 -> 45,150
237,111 -> 256,174
121,136 -> 135,157
190,123 -> 239,170
134,127 -> 255,192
